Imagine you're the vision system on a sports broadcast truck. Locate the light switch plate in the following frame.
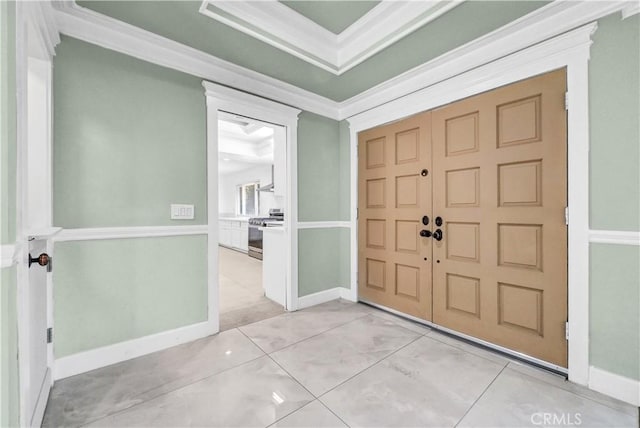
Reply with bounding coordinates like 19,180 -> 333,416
171,204 -> 194,220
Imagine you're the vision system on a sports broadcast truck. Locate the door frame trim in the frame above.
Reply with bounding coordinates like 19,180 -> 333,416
203,81 -> 301,320
347,23 -> 596,386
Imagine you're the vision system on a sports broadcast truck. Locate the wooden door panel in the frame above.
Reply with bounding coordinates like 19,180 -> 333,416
358,112 -> 432,320
432,69 -> 568,367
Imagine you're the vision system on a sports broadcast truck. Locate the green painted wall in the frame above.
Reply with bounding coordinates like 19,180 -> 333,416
54,236 -> 208,357
298,228 -> 350,297
338,120 -> 351,222
1,267 -> 19,428
1,0 -> 17,245
298,112 -> 342,222
589,14 -> 640,231
79,1 -> 549,101
590,244 -> 639,381
588,14 -> 640,382
54,36 -> 207,228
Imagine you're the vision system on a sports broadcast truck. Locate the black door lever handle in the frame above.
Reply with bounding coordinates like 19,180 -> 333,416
420,230 -> 432,238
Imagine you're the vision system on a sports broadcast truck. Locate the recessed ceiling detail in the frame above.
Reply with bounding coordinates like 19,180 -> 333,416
199,0 -> 463,75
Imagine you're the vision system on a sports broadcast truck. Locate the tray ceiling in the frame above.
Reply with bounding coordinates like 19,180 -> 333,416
75,1 -> 551,102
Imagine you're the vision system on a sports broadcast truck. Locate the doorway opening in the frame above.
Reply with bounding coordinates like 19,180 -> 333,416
216,112 -> 286,330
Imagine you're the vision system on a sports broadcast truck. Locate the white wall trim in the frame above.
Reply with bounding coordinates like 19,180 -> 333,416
203,81 -> 301,316
52,1 -> 340,120
54,321 -> 216,380
338,1 -> 629,120
588,366 -> 640,406
53,225 -> 209,242
347,23 -> 596,386
1,244 -> 18,268
589,230 -> 640,246
199,0 -> 462,75
297,287 -> 345,309
621,1 -> 640,19
297,221 -> 351,229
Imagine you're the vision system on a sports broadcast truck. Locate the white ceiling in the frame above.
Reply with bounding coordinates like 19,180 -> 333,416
218,117 -> 274,175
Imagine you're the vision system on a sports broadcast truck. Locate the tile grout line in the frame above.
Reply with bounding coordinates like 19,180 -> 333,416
239,308 -> 372,355
76,329 -> 269,427
316,333 -> 426,403
453,364 -> 508,428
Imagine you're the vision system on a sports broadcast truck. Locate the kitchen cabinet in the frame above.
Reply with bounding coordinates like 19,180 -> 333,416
261,226 -> 286,306
273,127 -> 286,197
219,219 -> 248,252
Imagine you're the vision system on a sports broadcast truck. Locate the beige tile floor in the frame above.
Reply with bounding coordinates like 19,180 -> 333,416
43,300 -> 638,428
218,246 -> 284,331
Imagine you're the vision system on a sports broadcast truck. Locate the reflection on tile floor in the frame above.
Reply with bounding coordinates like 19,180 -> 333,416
43,300 -> 638,428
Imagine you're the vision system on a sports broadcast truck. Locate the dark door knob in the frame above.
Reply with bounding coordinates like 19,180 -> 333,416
29,253 -> 50,268
419,230 -> 432,238
432,229 -> 443,241
422,216 -> 429,225
435,216 -> 443,227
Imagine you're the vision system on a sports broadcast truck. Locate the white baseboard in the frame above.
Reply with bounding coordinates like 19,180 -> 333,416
298,287 -> 351,309
588,366 -> 640,406
339,286 -> 357,303
54,320 -> 217,380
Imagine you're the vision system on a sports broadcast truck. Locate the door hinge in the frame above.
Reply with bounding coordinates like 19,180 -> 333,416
47,327 -> 53,344
564,92 -> 569,110
356,208 -> 359,220
565,322 -> 569,340
565,207 -> 569,225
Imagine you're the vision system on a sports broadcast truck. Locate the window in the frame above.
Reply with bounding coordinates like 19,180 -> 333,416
237,182 -> 259,216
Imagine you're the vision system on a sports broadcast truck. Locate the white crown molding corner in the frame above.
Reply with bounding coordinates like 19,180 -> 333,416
588,366 -> 640,406
338,0 -> 627,120
621,1 -> 640,19
53,225 -> 209,242
52,1 -> 340,120
199,0 -> 463,75
24,0 -> 61,60
589,229 -> 640,246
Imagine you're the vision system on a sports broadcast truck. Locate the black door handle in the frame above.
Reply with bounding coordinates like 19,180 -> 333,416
432,229 -> 443,241
435,216 -> 443,227
419,230 -> 432,238
29,253 -> 51,268
422,216 -> 429,225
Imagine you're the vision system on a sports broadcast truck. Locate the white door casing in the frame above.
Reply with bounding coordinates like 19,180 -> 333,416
203,82 -> 301,318
347,23 -> 595,385
15,2 -> 60,426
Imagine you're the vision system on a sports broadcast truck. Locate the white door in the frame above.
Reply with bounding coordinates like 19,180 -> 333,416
21,240 -> 52,427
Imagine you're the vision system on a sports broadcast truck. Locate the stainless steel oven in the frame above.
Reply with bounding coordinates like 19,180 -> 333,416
248,209 -> 283,260
248,221 -> 263,260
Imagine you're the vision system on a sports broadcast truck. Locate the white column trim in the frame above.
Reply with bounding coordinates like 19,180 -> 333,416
1,244 -> 18,268
589,230 -> 640,246
588,366 -> 640,406
53,225 -> 209,242
347,23 -> 596,386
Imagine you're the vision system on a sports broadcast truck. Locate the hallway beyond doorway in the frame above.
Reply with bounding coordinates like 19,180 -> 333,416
219,246 -> 284,331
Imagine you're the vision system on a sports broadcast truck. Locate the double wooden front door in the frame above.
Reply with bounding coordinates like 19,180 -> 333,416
358,69 -> 568,367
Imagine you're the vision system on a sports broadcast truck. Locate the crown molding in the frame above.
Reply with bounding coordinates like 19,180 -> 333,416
199,0 -> 462,75
24,0 -> 60,60
622,1 -> 640,19
52,1 -> 340,120
337,0 -> 631,120
49,0 -> 635,122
